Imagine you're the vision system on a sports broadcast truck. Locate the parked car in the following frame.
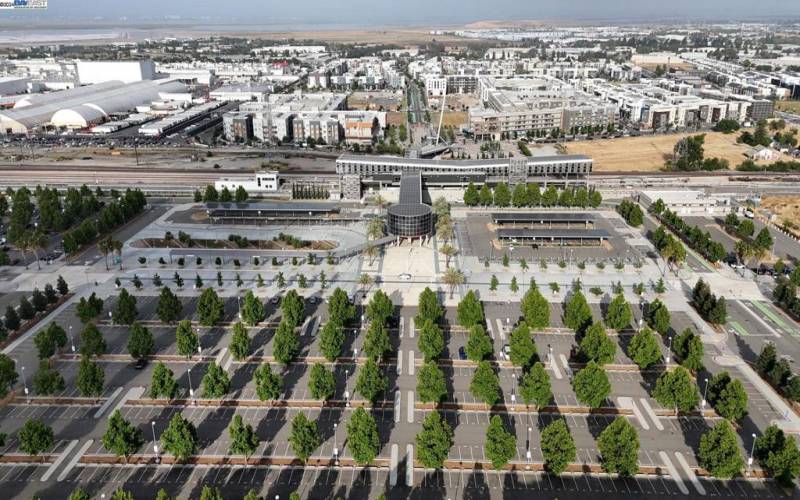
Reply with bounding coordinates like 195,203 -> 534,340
458,347 -> 467,360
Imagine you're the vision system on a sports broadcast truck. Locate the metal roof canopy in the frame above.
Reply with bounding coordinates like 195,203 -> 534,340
398,172 -> 422,205
497,228 -> 610,239
491,212 -> 597,223
205,202 -> 339,213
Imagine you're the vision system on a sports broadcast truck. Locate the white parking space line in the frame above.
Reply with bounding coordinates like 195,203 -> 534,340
300,317 -> 311,336
57,439 -> 93,482
390,444 -> 398,487
395,391 -> 401,424
496,319 -> 506,341
409,318 -> 415,339
639,398 -> 664,431
618,397 -> 648,430
399,317 -> 404,339
559,354 -> 571,376
549,354 -> 563,380
408,350 -> 415,376
94,387 -> 122,419
406,444 -> 414,487
407,391 -> 414,424
41,439 -> 78,482
674,451 -> 706,495
397,350 -> 403,375
487,320 -> 496,340
113,386 -> 145,415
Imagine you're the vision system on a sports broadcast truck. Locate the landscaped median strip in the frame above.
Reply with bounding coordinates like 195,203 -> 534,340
57,354 -> 398,366
80,454 -> 391,467
0,453 -> 57,464
437,358 -> 677,373
125,398 -> 394,409
415,401 -> 717,418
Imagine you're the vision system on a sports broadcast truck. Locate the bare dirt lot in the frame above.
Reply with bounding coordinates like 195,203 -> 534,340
564,131 -> 777,172
760,196 -> 800,236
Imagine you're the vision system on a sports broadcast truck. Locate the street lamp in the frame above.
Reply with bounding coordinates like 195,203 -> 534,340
187,367 -> 195,399
20,364 -> 28,396
333,423 -> 339,464
151,421 -> 159,463
69,325 -> 75,353
701,378 -> 709,409
526,426 -> 532,469
510,389 -> 516,412
665,336 -> 673,364
353,348 -> 358,361
747,433 -> 757,476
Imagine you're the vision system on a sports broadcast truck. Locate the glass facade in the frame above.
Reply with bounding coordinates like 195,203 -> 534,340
387,204 -> 433,238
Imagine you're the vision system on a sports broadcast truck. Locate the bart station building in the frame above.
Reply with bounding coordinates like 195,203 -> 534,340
386,173 -> 433,238
497,227 -> 610,247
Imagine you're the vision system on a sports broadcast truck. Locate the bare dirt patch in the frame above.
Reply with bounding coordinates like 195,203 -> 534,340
760,196 -> 800,238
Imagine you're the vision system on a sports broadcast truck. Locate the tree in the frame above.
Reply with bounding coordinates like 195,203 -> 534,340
417,362 -> 447,404
77,357 -> 104,396
417,319 -> 444,362
196,288 -> 224,326
457,290 -> 484,329
605,294 -> 632,331
463,182 -> 479,206
707,373 -> 748,422
69,489 -> 91,500
80,323 -> 106,357
34,323 -> 67,359
102,410 -> 143,462
327,288 -> 356,326
699,420 -> 744,479
127,321 -> 154,360
756,343 -> 777,376
254,363 -> 282,401
470,361 -> 501,406
0,355 -> 15,399
627,327 -> 661,369
4,305 -> 20,331
646,299 -> 671,335
19,418 -> 53,456
364,321 -> 391,361
564,290 -> 592,334
519,362 -> 552,409
31,288 -> 47,313
598,417 -> 639,476
541,419 -> 576,475
754,227 -> 774,252
493,182 -> 510,207
579,322 -> 616,365
33,360 -> 65,395
18,296 -> 35,321
653,366 -> 700,413
75,294 -> 102,323
113,289 -> 138,325
234,185 -> 248,203
309,363 -> 335,400
439,243 -> 457,269
242,490 -> 259,500
365,290 -> 393,326
240,291 -> 265,326
485,415 -> 516,470
673,328 -> 704,371
416,411 -> 454,468
150,362 -> 178,399
417,287 -> 443,324
489,275 -> 499,291
44,283 -> 58,304
573,361 -> 611,408
708,296 -> 727,325
111,489 -> 134,500
229,321 -> 251,361
229,414 -> 259,463
288,412 -> 320,463
161,413 -> 198,463
156,287 -> 182,324
521,286 -> 549,330
273,319 -> 300,365
175,319 -> 199,358
441,267 -> 465,299
319,321 -> 344,362
200,485 -> 222,500
347,407 -> 380,465
201,362 -> 230,398
508,321 -> 537,368
754,425 -> 800,487
465,324 -> 493,362
57,275 -> 69,296
356,358 -> 388,404
479,184 -> 493,206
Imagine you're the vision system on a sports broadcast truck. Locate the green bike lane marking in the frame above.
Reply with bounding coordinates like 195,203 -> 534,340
749,300 -> 800,337
728,321 -> 750,337
681,241 -> 715,273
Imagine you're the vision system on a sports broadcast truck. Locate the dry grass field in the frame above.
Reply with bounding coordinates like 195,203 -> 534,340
775,100 -> 800,114
564,131 -> 775,172
761,196 -> 800,232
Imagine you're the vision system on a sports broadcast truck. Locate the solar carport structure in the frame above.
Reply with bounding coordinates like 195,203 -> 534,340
491,212 -> 595,228
387,173 -> 432,238
497,228 -> 610,247
205,202 -> 340,224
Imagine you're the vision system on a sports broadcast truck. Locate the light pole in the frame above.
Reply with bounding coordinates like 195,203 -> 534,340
701,377 -> 709,409
151,421 -> 159,463
333,422 -> 339,464
353,347 -> 358,361
344,368 -> 350,407
526,426 -> 532,469
237,295 -> 242,319
20,364 -> 28,397
187,367 -> 195,400
665,336 -> 672,364
69,325 -> 75,353
747,432 -> 757,476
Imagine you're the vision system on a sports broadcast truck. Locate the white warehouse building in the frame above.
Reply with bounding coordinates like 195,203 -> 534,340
76,60 -> 157,85
0,79 -> 186,133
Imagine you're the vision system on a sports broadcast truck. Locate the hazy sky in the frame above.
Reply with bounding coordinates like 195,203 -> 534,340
6,0 -> 799,25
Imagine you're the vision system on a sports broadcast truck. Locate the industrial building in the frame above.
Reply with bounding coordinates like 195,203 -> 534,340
214,172 -> 279,194
0,79 -> 187,134
76,60 -> 157,85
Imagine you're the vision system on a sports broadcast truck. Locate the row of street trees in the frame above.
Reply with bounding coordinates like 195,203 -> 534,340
463,182 -> 602,209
